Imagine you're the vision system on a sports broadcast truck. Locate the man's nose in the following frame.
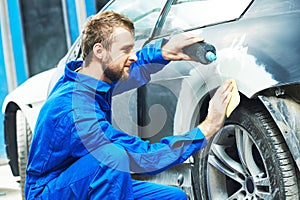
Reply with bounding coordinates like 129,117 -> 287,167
128,52 -> 137,62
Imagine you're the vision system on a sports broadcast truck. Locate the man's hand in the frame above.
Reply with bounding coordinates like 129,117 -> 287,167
161,33 -> 204,61
198,80 -> 234,139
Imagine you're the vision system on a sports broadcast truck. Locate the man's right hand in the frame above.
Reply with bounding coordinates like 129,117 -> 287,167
198,80 -> 234,139
161,33 -> 204,61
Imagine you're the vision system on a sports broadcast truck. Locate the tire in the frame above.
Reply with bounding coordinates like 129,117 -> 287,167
193,98 -> 299,200
16,110 -> 32,200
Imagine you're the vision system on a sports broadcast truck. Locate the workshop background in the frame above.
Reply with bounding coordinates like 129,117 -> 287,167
0,0 -> 109,164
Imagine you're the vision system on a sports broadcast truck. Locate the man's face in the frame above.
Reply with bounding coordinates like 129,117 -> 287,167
102,27 -> 137,82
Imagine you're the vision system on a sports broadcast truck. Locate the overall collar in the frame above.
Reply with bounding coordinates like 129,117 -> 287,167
65,60 -> 114,93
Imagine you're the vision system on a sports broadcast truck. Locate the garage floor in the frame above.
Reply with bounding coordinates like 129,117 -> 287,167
0,161 -> 22,200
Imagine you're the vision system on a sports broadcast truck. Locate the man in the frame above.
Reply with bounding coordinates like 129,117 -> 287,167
25,11 -> 234,199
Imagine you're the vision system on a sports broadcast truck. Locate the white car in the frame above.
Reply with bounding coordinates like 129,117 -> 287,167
3,0 -> 300,199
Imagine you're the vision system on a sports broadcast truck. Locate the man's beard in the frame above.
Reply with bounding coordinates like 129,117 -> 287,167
104,65 -> 130,82
104,67 -> 123,82
103,54 -> 130,82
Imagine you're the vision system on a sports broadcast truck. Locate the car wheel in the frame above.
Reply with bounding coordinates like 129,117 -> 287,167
16,110 -> 32,200
193,99 -> 299,200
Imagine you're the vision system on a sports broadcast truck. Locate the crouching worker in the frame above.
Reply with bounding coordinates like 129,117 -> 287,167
25,10 -> 234,200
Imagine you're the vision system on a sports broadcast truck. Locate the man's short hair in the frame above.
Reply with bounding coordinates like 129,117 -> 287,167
81,10 -> 135,64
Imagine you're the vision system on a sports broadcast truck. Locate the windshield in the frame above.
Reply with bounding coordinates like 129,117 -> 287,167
103,0 -> 167,40
160,0 -> 253,36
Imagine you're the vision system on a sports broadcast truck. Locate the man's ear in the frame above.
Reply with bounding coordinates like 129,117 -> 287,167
93,43 -> 104,60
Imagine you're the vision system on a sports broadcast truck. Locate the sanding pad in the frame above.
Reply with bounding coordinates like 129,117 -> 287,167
226,79 -> 240,118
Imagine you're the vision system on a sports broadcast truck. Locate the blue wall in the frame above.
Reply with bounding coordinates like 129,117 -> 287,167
7,0 -> 28,84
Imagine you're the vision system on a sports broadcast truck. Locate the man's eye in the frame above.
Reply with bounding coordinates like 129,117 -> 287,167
123,45 -> 133,53
124,48 -> 132,53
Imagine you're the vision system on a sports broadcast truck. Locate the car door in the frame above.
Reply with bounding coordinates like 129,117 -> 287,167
137,0 -> 253,141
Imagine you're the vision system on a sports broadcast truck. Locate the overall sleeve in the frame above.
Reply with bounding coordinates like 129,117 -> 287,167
72,108 -> 207,175
113,39 -> 170,96
105,123 -> 207,175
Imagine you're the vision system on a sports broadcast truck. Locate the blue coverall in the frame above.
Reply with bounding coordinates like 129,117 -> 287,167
25,39 -> 208,199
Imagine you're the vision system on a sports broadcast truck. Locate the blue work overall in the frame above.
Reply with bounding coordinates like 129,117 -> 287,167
25,40 -> 207,199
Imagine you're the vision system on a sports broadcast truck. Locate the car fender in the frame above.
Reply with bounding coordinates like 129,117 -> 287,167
258,95 -> 300,170
172,64 -> 300,170
172,49 -> 279,135
2,68 -> 56,131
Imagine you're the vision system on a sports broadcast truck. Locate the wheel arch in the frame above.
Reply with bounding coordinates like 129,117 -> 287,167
173,79 -> 300,172
4,101 -> 20,176
173,77 -> 252,135
173,63 -> 300,171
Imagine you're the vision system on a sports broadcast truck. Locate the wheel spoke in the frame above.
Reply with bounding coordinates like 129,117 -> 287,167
255,190 -> 272,200
235,127 -> 247,167
235,126 -> 262,177
209,143 -> 245,182
253,174 -> 272,199
254,175 -> 270,187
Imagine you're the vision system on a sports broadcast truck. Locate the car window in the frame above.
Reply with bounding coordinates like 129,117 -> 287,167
244,0 -> 300,18
160,0 -> 253,36
103,0 -> 167,40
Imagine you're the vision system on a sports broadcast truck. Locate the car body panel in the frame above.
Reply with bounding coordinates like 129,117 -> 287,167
137,0 -> 300,143
2,69 -> 56,130
2,0 -> 300,187
149,0 -> 300,97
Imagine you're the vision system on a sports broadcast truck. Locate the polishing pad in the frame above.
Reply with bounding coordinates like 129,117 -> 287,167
226,79 -> 240,118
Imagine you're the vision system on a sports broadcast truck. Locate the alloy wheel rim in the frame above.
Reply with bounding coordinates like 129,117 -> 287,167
206,124 -> 272,200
